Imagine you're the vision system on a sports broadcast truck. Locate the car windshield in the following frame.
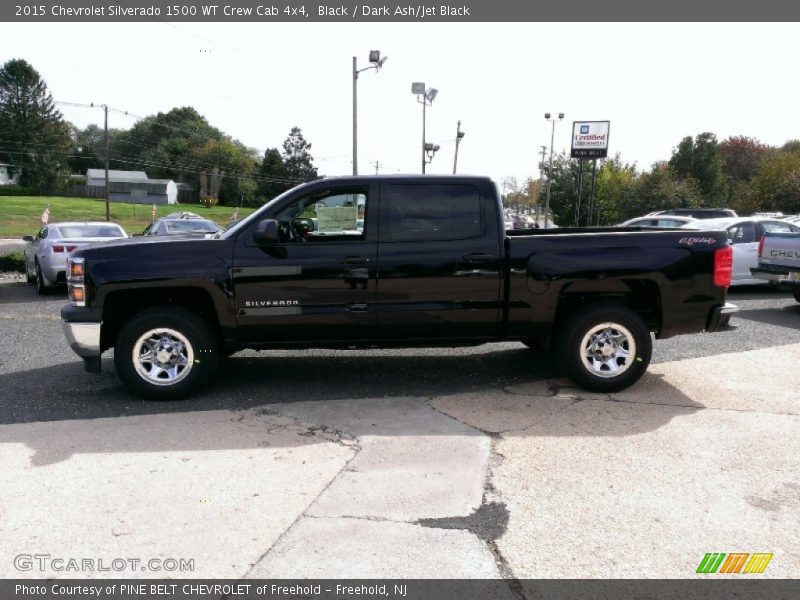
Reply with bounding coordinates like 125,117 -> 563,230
164,220 -> 219,234
57,225 -> 125,238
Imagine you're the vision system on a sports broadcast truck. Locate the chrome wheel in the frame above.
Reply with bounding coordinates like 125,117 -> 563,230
132,328 -> 194,386
579,322 -> 636,378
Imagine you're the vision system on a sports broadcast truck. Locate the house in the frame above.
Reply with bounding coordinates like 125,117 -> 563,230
0,163 -> 20,185
86,169 -> 178,204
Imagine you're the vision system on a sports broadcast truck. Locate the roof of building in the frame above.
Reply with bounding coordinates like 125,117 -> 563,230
108,180 -> 174,194
86,169 -> 148,181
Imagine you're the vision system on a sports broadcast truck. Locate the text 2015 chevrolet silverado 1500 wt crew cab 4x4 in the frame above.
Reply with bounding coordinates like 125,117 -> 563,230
61,175 -> 738,399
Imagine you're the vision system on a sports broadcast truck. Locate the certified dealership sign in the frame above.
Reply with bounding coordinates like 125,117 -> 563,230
571,121 -> 610,158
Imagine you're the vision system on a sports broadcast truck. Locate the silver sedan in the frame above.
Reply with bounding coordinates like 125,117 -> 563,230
23,222 -> 128,294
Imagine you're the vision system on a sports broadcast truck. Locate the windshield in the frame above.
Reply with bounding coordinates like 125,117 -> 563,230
163,219 -> 220,234
57,225 -> 126,238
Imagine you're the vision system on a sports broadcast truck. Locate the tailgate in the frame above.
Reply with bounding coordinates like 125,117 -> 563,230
759,231 -> 800,270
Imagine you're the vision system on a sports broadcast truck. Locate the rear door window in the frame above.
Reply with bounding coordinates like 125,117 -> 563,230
727,222 -> 757,244
382,184 -> 483,242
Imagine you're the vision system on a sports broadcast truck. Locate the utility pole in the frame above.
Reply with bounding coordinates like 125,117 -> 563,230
453,120 -> 465,174
537,145 -> 547,223
103,104 -> 109,221
544,112 -> 564,229
372,160 -> 381,174
352,57 -> 358,175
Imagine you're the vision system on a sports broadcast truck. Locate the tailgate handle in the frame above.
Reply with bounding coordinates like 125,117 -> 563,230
339,256 -> 370,266
463,253 -> 496,263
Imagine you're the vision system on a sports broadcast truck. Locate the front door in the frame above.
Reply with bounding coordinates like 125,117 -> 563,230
232,183 -> 378,342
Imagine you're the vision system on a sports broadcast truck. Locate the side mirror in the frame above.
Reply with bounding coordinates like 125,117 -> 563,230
22,235 -> 34,242
253,219 -> 280,245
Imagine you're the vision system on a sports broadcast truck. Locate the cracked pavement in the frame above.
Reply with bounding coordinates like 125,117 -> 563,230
1,281 -> 799,579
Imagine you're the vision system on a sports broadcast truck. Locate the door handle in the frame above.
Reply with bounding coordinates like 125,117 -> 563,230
462,253 -> 496,263
339,256 -> 370,265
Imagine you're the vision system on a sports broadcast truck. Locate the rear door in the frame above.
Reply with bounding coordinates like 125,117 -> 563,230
375,181 -> 503,339
727,221 -> 759,282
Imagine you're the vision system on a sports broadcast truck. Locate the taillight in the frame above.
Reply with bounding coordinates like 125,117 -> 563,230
758,236 -> 764,257
67,256 -> 86,307
714,245 -> 733,287
52,245 -> 64,253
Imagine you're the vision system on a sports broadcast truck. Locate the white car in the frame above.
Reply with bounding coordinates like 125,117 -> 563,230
620,215 -> 698,228
682,217 -> 800,285
23,221 -> 128,294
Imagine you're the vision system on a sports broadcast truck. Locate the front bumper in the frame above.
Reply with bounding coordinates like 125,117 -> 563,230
706,303 -> 738,332
62,320 -> 101,357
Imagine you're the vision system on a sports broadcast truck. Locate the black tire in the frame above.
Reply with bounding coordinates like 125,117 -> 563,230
25,258 -> 36,284
556,302 -> 652,393
793,286 -> 800,304
34,260 -> 49,295
114,306 -> 220,400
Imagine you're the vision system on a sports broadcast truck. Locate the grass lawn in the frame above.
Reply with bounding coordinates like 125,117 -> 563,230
0,196 -> 258,238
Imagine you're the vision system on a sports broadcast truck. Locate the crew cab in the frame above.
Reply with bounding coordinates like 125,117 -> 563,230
61,175 -> 737,399
751,231 -> 800,302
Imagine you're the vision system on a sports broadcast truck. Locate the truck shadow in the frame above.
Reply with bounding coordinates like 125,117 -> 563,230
0,347 -> 703,465
0,281 -> 66,304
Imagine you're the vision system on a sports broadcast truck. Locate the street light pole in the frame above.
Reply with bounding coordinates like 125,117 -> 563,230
412,83 -> 438,174
544,112 -> 564,229
352,51 -> 388,176
421,99 -> 427,174
352,57 -> 358,175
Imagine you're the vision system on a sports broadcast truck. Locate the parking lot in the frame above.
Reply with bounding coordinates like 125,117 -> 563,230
0,279 -> 798,579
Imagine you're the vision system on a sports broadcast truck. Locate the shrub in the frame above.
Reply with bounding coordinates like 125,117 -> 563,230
0,251 -> 25,272
0,185 -> 33,196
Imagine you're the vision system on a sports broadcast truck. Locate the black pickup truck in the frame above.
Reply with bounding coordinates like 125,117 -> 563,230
61,175 -> 737,399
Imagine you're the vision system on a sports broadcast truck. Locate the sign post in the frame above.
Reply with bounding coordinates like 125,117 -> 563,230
571,121 -> 610,226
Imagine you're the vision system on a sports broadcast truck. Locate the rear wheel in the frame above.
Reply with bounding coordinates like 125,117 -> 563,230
34,260 -> 50,295
25,257 -> 36,284
114,307 -> 220,400
556,303 -> 652,393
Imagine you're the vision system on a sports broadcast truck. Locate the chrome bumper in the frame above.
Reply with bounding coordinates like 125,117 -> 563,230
62,321 -> 101,357
706,303 -> 738,333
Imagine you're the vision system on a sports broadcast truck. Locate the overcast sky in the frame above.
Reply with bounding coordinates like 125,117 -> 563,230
2,22 -> 799,185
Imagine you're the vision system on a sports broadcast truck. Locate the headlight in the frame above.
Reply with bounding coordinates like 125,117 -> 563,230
67,257 -> 86,307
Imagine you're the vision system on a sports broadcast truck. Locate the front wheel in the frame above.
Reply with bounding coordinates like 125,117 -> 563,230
114,307 -> 220,400
556,303 -> 652,393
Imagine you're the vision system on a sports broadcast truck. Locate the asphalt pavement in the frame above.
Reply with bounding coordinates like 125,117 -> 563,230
0,280 -> 798,579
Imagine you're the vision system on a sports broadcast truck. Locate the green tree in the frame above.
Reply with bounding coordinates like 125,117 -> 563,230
281,126 -> 318,181
634,162 -> 704,215
111,106 -> 259,205
0,58 -> 71,192
752,146 -> 800,214
67,123 -> 124,174
668,132 -> 728,203
593,155 -> 638,224
258,147 -> 289,201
